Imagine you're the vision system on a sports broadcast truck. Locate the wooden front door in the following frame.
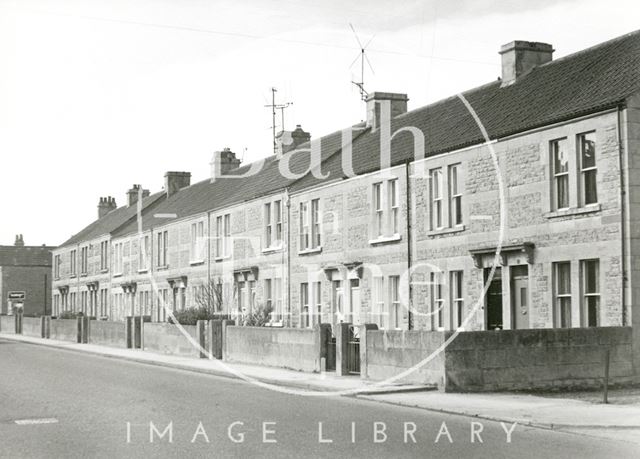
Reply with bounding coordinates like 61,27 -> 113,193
511,265 -> 529,329
485,267 -> 503,330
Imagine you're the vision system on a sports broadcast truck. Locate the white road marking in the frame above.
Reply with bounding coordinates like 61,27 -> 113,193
14,418 -> 59,425
154,213 -> 178,219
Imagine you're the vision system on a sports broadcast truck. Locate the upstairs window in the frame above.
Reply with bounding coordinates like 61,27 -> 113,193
156,231 -> 168,267
100,241 -> 108,271
551,138 -> 569,210
54,254 -> 61,278
114,242 -> 124,273
190,221 -> 205,261
299,199 -> 321,251
578,132 -> 597,206
80,246 -> 88,274
372,179 -> 401,241
138,235 -> 150,270
264,200 -> 283,249
374,182 -> 383,238
430,168 -> 443,230
70,249 -> 77,276
215,214 -> 231,258
449,164 -> 463,226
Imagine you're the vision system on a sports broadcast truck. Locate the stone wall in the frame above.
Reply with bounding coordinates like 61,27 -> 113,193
0,315 -> 15,333
22,317 -> 42,338
364,330 -> 446,386
142,322 -> 200,357
89,320 -> 127,348
444,327 -> 634,391
50,319 -> 79,342
224,326 -> 321,372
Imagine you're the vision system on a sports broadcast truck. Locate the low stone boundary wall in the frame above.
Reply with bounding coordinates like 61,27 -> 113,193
444,327 -> 634,392
50,319 -> 79,343
143,322 -> 200,357
89,320 -> 127,348
364,330 -> 446,386
0,315 -> 15,333
224,326 -> 322,372
22,317 -> 43,338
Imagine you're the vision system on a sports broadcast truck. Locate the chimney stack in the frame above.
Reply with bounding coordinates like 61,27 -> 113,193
127,184 -> 150,207
14,234 -> 24,247
98,196 -> 117,219
275,125 -> 311,158
210,148 -> 241,182
164,171 -> 191,197
499,41 -> 554,86
366,92 -> 409,131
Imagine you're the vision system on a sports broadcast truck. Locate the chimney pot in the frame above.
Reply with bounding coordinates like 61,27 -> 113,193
127,184 -> 149,206
365,92 -> 408,130
499,41 -> 554,86
14,234 -> 24,247
98,196 -> 117,218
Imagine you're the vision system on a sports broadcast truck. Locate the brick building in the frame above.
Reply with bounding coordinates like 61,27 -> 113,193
0,235 -> 55,316
51,31 -> 640,345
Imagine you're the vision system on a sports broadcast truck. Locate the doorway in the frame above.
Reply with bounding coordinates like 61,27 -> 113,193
484,267 -> 503,330
510,265 -> 529,329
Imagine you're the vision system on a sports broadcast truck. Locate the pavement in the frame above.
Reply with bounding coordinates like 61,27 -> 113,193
2,332 -> 640,436
2,337 -> 637,458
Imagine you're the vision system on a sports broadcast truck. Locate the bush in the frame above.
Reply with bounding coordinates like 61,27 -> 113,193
57,310 -> 80,319
242,304 -> 273,327
168,307 -> 230,326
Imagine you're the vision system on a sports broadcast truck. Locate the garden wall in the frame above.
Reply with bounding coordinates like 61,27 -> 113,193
22,317 -> 43,338
225,326 -> 321,372
142,322 -> 200,357
0,315 -> 15,333
50,319 -> 79,342
89,320 -> 127,348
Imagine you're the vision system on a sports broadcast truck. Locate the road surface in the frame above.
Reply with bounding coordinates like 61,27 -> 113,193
0,338 -> 636,458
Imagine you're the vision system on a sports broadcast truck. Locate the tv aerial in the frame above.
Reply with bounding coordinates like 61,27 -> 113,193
349,23 -> 376,102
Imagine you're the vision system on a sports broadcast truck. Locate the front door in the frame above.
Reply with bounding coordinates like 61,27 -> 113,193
511,265 -> 529,329
485,267 -> 503,330
349,279 -> 360,325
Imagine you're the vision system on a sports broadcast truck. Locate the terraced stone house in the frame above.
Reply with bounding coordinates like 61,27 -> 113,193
51,31 -> 640,350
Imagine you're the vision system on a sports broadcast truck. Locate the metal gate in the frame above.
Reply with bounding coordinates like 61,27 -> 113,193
347,325 -> 360,375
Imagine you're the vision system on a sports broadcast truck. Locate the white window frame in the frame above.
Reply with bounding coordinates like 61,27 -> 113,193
551,138 -> 570,210
449,164 -> 462,227
450,270 -> 464,329
578,131 -> 597,206
389,275 -> 400,330
581,259 -> 600,327
389,179 -> 400,235
431,271 -> 445,330
430,168 -> 444,230
553,262 -> 572,328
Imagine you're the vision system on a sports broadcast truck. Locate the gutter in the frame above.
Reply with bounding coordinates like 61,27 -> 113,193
617,104 -> 627,325
405,161 -> 413,330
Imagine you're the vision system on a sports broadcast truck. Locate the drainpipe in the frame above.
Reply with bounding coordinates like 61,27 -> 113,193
617,104 -> 627,325
405,161 -> 413,330
285,187 -> 291,328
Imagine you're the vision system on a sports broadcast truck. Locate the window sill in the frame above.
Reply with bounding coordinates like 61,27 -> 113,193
70,274 -> 77,279
113,273 -> 123,278
298,247 -> 322,256
427,225 -> 466,237
369,234 -> 402,246
156,265 -> 169,271
137,269 -> 149,274
189,260 -> 205,266
214,256 -> 231,262
80,273 -> 88,278
262,246 -> 284,255
100,268 -> 109,274
545,203 -> 601,219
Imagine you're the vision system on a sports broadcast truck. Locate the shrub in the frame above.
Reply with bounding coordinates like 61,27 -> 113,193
242,304 -> 273,327
57,310 -> 80,319
168,307 -> 230,326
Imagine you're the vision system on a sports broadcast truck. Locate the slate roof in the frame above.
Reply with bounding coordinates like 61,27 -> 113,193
59,191 -> 166,248
112,126 -> 364,237
0,246 -> 54,267
68,30 -> 640,243
292,29 -> 640,191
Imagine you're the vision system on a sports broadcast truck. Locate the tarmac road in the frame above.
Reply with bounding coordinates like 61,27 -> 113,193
0,338 -> 636,458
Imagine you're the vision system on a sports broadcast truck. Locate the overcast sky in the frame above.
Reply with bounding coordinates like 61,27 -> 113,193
0,0 -> 638,246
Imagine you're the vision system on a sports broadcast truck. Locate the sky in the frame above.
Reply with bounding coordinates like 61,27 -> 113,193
0,0 -> 638,246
